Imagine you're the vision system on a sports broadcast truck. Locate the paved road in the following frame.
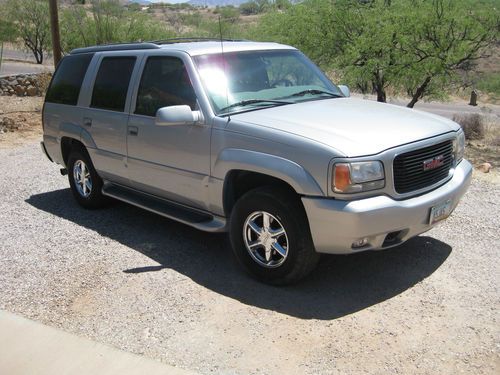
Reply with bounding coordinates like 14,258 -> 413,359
0,61 -> 53,76
354,94 -> 500,120
0,47 -> 53,76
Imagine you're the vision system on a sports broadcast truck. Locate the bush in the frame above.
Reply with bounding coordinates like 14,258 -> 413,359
452,113 -> 486,140
477,72 -> 500,101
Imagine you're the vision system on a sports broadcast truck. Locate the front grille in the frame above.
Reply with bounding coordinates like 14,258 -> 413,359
393,140 -> 454,194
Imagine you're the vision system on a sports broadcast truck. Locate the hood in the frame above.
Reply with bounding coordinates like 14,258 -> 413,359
231,98 -> 460,157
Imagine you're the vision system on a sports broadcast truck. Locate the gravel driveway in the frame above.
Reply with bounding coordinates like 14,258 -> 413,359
0,141 -> 499,374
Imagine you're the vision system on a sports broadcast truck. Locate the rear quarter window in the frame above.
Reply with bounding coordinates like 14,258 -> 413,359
45,53 -> 94,105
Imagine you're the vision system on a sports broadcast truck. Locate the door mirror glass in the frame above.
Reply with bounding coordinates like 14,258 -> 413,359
155,105 -> 202,126
338,85 -> 350,97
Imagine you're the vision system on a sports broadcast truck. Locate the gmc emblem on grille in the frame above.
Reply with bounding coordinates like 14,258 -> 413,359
423,155 -> 445,171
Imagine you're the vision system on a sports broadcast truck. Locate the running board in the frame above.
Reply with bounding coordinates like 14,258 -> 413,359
102,183 -> 227,232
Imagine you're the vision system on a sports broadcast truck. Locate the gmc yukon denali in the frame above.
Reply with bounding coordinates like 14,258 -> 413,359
41,39 -> 472,284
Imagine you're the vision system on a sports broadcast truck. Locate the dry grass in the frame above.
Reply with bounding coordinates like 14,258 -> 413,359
0,96 -> 43,148
461,112 -> 500,180
453,113 -> 486,140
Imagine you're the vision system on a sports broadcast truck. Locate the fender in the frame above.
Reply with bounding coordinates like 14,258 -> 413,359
79,127 -> 97,149
59,123 -> 97,149
59,122 -> 83,142
213,148 -> 324,196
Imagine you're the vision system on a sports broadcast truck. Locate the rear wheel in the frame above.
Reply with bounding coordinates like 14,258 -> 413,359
67,147 -> 107,209
229,187 -> 319,285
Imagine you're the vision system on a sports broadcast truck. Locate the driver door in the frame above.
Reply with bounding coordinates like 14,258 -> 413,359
126,55 -> 211,210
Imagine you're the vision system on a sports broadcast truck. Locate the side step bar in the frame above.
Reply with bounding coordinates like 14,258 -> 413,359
102,183 -> 227,233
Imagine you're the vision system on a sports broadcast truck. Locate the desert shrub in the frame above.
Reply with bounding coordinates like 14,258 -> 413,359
452,113 -> 486,140
477,72 -> 500,101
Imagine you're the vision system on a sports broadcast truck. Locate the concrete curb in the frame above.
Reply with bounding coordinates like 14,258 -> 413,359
0,310 -> 196,375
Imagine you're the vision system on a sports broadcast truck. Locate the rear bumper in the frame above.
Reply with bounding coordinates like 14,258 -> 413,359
302,160 -> 472,254
40,141 -> 53,162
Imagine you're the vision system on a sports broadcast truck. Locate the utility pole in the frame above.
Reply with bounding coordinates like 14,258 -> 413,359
48,0 -> 62,67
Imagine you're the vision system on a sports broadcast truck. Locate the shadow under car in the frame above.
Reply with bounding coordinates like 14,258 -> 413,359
26,188 -> 452,320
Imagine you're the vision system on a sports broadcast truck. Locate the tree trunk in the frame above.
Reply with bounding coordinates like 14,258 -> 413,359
376,89 -> 386,102
372,70 -> 387,102
407,76 -> 432,108
34,49 -> 43,64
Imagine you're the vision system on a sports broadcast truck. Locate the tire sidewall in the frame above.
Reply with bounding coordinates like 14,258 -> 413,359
229,189 -> 311,283
67,148 -> 103,208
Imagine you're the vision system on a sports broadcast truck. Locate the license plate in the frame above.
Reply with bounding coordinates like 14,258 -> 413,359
429,200 -> 453,225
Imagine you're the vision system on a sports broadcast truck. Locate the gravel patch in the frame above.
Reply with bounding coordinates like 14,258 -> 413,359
0,141 -> 499,374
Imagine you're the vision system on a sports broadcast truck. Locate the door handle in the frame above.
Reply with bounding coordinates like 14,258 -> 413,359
128,126 -> 138,136
83,117 -> 92,127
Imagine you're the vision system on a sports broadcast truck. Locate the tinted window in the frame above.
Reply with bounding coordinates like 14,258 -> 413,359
45,53 -> 94,105
91,57 -> 136,112
135,57 -> 196,117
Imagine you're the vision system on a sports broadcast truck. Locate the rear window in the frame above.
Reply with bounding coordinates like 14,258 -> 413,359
91,56 -> 136,112
45,53 -> 94,105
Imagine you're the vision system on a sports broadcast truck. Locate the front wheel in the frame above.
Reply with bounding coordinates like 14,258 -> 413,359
229,187 -> 319,285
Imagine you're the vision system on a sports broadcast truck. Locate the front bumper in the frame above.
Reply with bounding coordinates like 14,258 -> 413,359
302,160 -> 473,254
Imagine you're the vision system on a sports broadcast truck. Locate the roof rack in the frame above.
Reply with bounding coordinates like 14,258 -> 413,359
69,38 -> 248,55
70,42 -> 160,55
150,37 -> 246,44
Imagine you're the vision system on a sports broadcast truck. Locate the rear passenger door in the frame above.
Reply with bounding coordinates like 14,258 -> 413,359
126,54 -> 211,210
83,54 -> 140,185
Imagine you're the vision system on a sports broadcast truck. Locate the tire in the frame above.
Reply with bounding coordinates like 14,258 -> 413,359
67,146 -> 108,209
229,187 -> 320,285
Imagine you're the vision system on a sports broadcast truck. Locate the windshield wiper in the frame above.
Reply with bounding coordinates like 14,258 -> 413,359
286,89 -> 343,98
219,99 -> 291,113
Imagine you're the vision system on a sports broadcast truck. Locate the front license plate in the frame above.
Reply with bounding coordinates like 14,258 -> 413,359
429,200 -> 453,225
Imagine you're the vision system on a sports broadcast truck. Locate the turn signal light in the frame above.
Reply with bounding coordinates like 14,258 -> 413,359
334,163 -> 351,192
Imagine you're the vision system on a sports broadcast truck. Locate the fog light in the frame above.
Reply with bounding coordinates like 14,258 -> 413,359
352,238 -> 369,248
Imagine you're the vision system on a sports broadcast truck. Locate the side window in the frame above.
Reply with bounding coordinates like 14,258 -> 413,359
135,56 -> 197,117
45,53 -> 94,105
91,56 -> 136,112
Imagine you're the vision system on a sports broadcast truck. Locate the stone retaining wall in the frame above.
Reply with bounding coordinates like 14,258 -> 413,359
0,72 -> 52,97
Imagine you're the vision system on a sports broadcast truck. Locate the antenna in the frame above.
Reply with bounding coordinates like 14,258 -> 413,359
218,16 -> 230,121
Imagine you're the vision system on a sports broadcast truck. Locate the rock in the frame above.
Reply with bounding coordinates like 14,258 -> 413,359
14,85 -> 25,96
26,85 -> 37,96
476,162 -> 492,173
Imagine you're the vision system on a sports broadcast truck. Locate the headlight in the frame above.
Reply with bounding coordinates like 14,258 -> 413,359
333,161 -> 385,193
453,130 -> 465,165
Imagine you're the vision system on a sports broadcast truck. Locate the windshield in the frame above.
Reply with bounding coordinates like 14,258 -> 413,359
193,49 -> 342,115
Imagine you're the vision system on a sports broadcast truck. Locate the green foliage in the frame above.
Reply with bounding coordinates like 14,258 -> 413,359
477,72 -> 500,100
256,0 -> 499,106
60,0 -> 175,52
0,4 -> 17,43
4,0 -> 51,64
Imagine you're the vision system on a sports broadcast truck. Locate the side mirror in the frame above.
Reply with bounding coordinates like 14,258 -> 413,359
155,105 -> 203,126
338,85 -> 350,98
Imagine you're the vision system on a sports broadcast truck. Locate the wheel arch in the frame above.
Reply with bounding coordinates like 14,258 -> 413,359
215,149 -> 324,216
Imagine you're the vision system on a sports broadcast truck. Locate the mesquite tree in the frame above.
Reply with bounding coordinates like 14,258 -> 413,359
6,0 -> 51,64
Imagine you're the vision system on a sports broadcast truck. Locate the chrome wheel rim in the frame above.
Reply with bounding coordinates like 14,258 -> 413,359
243,211 -> 289,268
73,160 -> 92,198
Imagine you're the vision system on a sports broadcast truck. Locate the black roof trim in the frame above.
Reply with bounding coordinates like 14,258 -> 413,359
70,42 -> 160,55
70,38 -> 248,55
150,37 -> 246,44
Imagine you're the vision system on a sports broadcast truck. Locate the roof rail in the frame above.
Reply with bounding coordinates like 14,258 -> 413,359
69,38 -> 248,55
70,42 -> 160,55
150,37 -> 246,45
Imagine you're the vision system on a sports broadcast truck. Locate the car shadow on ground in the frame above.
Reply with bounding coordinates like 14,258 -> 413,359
27,188 -> 452,320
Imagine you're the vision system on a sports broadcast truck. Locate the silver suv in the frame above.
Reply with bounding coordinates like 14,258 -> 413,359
41,39 -> 472,284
